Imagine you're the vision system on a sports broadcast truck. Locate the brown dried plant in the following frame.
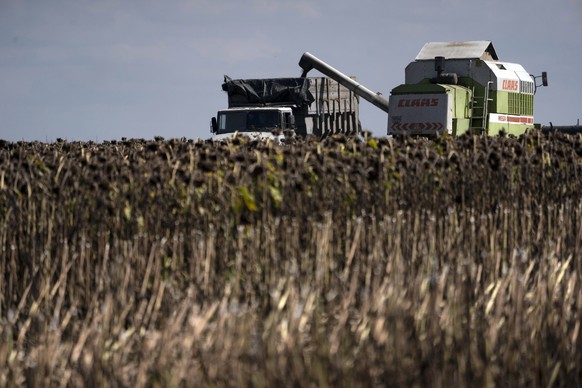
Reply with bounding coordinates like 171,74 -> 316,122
0,132 -> 581,387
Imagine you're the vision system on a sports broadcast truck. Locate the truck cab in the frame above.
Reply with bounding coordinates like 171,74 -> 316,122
210,107 -> 295,141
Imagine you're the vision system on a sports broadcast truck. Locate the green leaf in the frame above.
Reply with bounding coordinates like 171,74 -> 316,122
269,185 -> 283,208
239,186 -> 258,212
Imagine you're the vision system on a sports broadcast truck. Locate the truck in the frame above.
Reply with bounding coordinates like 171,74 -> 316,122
210,75 -> 362,140
387,41 -> 547,136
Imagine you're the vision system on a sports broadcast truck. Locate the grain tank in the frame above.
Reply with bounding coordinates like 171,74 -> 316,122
388,41 -> 544,136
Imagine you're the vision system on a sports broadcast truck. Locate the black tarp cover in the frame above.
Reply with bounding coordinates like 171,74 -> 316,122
222,76 -> 315,107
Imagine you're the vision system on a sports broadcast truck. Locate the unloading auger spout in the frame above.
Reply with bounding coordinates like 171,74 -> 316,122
299,52 -> 390,114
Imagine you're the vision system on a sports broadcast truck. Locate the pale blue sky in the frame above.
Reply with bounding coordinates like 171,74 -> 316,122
1,0 -> 581,141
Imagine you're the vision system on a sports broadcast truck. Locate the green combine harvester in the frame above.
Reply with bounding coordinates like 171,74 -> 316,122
388,41 -> 547,136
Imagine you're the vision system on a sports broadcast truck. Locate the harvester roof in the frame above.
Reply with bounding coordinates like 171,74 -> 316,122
415,41 -> 498,61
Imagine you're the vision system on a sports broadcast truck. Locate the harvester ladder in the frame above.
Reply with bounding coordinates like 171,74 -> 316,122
470,81 -> 493,133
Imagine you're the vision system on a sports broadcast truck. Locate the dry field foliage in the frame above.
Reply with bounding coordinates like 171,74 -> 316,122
1,131 -> 581,387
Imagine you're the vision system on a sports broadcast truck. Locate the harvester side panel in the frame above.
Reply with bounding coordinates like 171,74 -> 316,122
388,93 -> 451,135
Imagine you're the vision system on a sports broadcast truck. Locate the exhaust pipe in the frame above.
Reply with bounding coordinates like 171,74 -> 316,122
299,52 -> 390,114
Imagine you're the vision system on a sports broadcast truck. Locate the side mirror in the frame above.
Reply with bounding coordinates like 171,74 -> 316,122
542,72 -> 548,87
210,117 -> 218,133
531,72 -> 549,94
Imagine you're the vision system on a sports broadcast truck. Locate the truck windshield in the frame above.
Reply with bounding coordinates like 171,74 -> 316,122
217,110 -> 280,134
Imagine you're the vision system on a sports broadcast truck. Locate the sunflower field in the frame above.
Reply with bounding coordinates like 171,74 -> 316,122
1,131 -> 581,386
